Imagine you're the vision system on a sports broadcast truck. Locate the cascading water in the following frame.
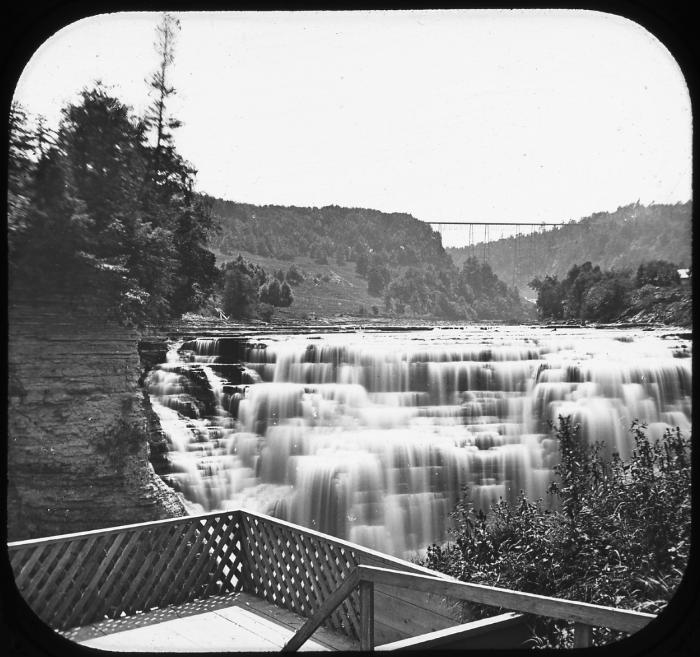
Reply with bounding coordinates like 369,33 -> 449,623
144,327 -> 692,557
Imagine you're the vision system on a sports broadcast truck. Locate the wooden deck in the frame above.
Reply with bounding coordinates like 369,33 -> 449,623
9,509 -> 657,651
60,591 -> 358,652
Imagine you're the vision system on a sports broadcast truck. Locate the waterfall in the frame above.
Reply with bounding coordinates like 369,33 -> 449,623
144,327 -> 692,557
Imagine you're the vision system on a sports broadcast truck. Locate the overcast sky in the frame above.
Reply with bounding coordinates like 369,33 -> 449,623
14,9 -> 692,241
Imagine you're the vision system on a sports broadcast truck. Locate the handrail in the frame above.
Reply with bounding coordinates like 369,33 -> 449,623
282,563 -> 656,652
357,565 -> 656,646
9,510 -> 659,650
281,571 -> 360,652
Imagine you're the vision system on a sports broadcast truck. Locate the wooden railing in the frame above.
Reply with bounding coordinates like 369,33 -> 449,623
283,564 -> 657,651
8,509 -> 657,650
8,508 -> 460,642
8,511 -> 245,631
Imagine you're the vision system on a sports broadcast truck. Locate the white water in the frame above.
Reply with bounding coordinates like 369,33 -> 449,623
144,326 -> 692,557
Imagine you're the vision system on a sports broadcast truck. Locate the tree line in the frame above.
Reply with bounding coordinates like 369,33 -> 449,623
448,201 -> 692,293
208,198 -> 535,321
8,15 -> 299,325
8,15 -> 219,324
528,259 -> 687,323
422,418 -> 690,647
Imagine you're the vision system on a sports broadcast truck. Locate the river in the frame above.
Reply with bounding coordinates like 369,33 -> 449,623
144,325 -> 692,558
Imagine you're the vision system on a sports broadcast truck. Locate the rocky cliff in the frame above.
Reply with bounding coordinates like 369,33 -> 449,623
7,289 -> 186,542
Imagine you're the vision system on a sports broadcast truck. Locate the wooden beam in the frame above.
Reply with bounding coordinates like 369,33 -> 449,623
375,612 -> 525,651
282,570 -> 360,652
574,623 -> 593,648
360,581 -> 375,651
357,566 -> 655,635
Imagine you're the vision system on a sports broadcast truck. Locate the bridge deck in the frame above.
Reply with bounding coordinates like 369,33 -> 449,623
59,591 -> 358,652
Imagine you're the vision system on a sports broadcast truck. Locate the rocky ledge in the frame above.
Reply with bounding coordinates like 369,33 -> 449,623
7,291 -> 186,542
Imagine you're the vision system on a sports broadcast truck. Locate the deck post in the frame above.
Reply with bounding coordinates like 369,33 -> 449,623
573,622 -> 592,647
360,580 -> 375,651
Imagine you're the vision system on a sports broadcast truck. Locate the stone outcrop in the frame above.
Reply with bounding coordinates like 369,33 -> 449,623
7,289 -> 186,542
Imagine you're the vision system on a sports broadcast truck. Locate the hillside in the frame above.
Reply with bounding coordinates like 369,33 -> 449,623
211,248 -> 394,321
207,197 -> 450,270
448,202 -> 692,293
206,197 -> 534,322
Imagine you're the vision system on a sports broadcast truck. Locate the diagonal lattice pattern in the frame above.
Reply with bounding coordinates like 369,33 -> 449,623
238,511 -> 361,641
8,512 -> 244,630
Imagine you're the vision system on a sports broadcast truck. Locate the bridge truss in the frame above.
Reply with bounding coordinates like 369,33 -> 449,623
429,221 -> 566,287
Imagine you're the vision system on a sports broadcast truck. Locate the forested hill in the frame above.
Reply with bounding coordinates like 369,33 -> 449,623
206,196 -> 450,269
448,202 -> 692,293
204,196 -> 534,322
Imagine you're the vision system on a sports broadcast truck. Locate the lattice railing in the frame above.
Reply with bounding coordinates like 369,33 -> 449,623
8,511 -> 244,630
9,508 -> 454,641
238,510 -> 361,641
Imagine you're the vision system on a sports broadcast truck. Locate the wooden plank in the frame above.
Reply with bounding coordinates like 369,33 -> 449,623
240,593 -> 358,651
373,580 -> 463,621
65,531 -> 128,627
358,566 -> 655,634
112,528 -> 161,615
120,525 -> 177,614
45,536 -> 99,626
7,509 -> 238,550
151,519 -> 203,606
22,542 -> 66,610
202,518 -> 241,596
242,518 -> 279,605
82,528 -> 150,624
10,544 -> 46,588
178,519 -> 225,603
371,587 -> 460,639
574,622 -> 593,648
257,521 -> 296,610
375,613 -> 525,651
286,535 -> 325,613
282,570 -> 360,652
134,524 -> 194,611
360,581 -> 374,651
192,518 -> 237,598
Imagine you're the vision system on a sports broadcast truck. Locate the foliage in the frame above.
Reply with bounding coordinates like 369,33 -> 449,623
259,276 -> 294,307
422,417 -> 691,648
8,18 -> 218,325
220,256 -> 267,318
286,264 -> 305,286
528,259 -> 682,323
205,197 -> 536,321
449,201 -> 692,293
636,260 -> 681,288
528,275 -> 564,320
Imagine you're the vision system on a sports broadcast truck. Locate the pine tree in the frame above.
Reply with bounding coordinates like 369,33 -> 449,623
145,12 -> 182,188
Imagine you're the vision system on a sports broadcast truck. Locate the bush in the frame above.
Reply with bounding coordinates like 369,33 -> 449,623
422,417 -> 691,648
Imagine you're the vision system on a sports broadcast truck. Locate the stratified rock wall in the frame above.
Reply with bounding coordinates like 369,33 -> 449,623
7,291 -> 186,541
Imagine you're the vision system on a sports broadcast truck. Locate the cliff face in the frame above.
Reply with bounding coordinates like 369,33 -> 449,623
7,291 -> 186,542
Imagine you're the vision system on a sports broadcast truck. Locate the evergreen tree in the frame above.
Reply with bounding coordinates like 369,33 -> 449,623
145,12 -> 182,187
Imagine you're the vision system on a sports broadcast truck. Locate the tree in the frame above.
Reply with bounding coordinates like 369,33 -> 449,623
145,12 -> 182,186
580,274 -> 630,322
141,13 -> 218,314
279,281 -> 294,307
367,262 -> 391,297
529,275 -> 564,320
8,103 -> 37,265
636,260 -> 680,288
222,257 -> 265,318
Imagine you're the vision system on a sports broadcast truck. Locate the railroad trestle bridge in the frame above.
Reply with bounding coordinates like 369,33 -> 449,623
428,221 -> 566,286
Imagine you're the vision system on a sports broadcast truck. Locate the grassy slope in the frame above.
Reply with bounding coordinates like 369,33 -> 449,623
212,249 -> 389,320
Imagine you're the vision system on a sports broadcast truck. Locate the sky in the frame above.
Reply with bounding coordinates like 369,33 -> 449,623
13,10 -> 692,245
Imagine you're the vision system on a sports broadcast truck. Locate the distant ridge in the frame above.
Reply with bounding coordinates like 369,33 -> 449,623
205,196 -> 451,269
448,201 -> 692,292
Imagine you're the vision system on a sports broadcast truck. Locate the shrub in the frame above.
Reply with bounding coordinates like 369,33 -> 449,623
422,417 -> 691,648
